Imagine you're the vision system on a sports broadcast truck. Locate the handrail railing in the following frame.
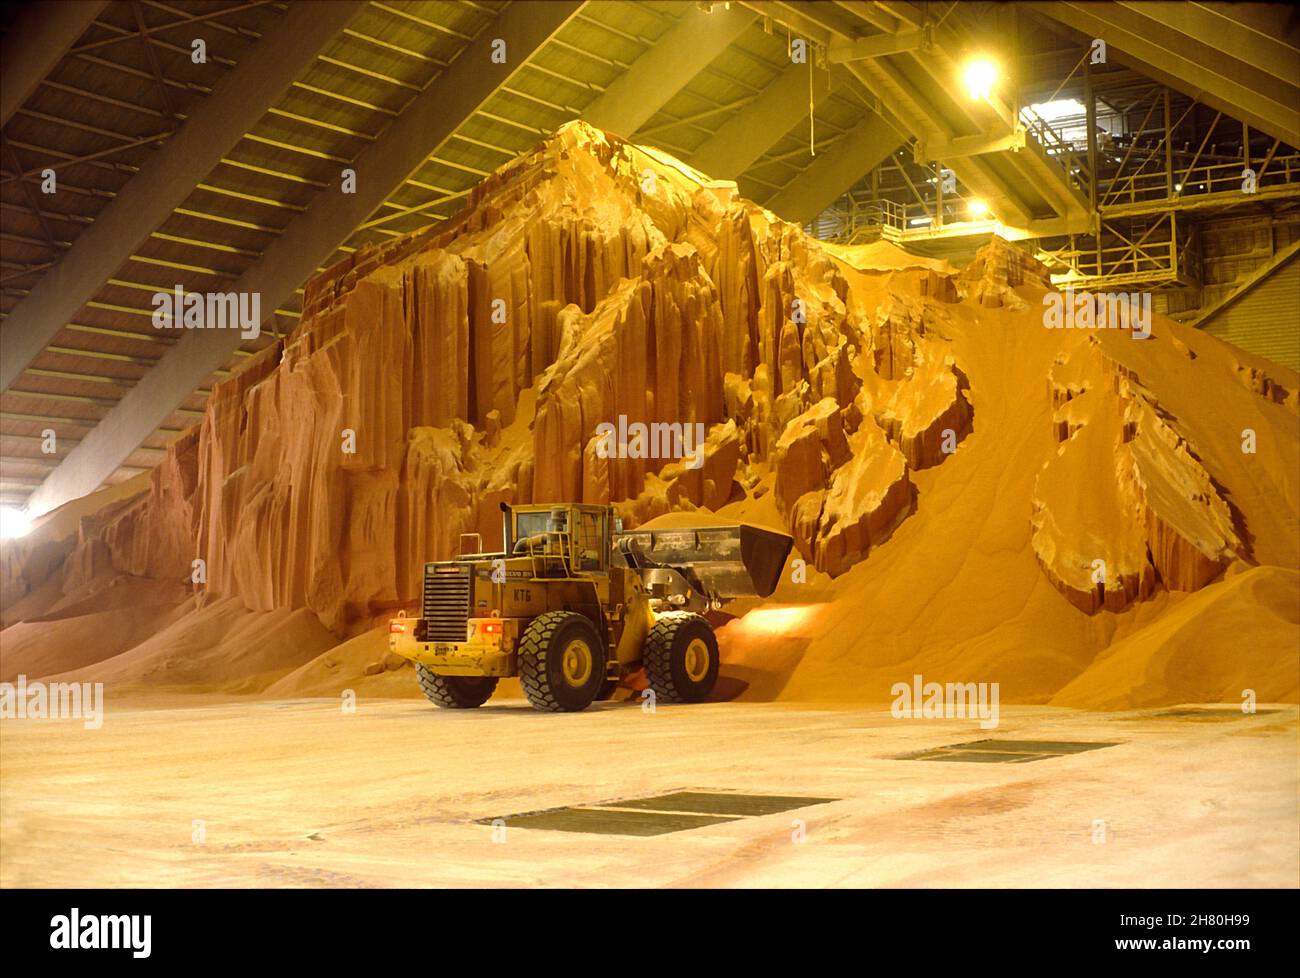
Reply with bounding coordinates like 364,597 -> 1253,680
1100,154 -> 1300,208
1033,213 -> 1190,288
1020,104 -> 1092,203
828,194 -> 1001,244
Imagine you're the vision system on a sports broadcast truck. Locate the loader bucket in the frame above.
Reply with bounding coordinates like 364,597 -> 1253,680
615,524 -> 794,600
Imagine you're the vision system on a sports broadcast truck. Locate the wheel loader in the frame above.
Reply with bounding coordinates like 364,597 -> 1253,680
387,503 -> 793,712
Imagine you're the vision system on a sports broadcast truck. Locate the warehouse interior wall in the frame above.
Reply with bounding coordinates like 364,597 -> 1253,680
1202,249 -> 1300,372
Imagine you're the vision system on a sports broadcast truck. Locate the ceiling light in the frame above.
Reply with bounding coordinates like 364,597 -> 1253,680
962,58 -> 999,101
0,506 -> 32,541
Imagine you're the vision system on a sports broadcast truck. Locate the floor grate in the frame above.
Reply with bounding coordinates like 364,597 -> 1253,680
480,791 -> 837,836
897,739 -> 1119,763
607,791 -> 835,817
1152,708 -> 1278,719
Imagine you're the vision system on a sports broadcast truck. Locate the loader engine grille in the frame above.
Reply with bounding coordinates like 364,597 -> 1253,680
423,565 -> 470,642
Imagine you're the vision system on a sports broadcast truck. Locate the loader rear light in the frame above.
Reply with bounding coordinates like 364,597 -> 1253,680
480,621 -> 503,635
389,621 -> 408,634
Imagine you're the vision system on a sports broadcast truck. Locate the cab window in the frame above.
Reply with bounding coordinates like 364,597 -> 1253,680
575,510 -> 605,571
515,511 -> 550,540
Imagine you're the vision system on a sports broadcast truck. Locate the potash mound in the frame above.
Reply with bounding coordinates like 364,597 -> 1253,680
2,121 -> 1297,709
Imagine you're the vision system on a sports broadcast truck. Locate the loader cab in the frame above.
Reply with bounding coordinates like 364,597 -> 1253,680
509,503 -> 612,577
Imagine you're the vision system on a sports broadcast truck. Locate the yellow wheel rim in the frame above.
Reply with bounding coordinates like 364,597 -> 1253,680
560,639 -> 593,687
684,637 -> 711,683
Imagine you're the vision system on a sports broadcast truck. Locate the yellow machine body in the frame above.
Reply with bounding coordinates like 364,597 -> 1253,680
389,502 -> 791,681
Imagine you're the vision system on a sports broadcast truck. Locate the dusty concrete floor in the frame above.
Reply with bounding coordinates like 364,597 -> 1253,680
1,697 -> 1296,887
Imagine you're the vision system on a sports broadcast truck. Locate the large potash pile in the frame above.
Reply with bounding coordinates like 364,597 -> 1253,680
2,121 -> 1297,707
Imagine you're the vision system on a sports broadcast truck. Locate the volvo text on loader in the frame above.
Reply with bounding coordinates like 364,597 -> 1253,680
388,503 -> 793,712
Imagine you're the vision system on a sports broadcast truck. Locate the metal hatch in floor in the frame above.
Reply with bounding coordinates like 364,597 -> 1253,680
479,791 -> 838,836
897,739 -> 1120,763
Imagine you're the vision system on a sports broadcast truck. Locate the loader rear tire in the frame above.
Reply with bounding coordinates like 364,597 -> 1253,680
519,611 -> 606,712
644,612 -> 719,703
415,664 -> 498,709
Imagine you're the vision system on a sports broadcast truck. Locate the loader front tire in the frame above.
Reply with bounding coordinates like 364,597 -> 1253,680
644,612 -> 719,703
519,611 -> 607,712
415,664 -> 498,708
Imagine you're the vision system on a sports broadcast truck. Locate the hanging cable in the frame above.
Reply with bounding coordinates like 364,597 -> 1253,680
809,53 -> 816,157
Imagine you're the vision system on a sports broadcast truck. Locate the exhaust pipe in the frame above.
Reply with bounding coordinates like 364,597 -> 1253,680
499,501 -> 512,555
